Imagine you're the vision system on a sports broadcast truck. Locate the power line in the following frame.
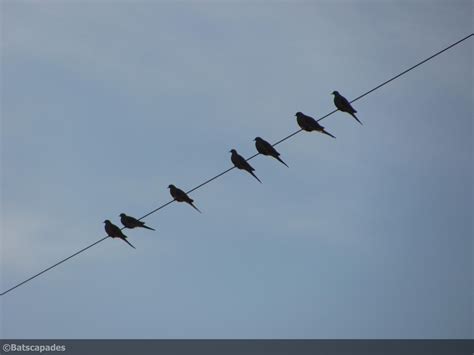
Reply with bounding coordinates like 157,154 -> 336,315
1,33 -> 472,297
0,236 -> 110,296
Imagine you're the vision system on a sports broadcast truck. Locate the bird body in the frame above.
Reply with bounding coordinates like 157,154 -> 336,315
295,112 -> 336,138
230,149 -> 262,183
332,91 -> 362,125
104,220 -> 136,249
168,184 -> 201,213
254,137 -> 288,167
120,213 -> 155,231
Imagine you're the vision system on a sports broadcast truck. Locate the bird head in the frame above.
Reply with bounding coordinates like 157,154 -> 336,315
119,213 -> 125,217
331,91 -> 339,95
229,149 -> 237,154
103,220 -> 110,224
254,137 -> 262,141
168,184 -> 175,189
295,112 -> 303,117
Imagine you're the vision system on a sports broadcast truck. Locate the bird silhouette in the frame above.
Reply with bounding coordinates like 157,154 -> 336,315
254,137 -> 289,167
295,112 -> 336,138
332,91 -> 362,125
168,184 -> 201,213
120,213 -> 155,231
230,149 -> 262,183
104,220 -> 136,249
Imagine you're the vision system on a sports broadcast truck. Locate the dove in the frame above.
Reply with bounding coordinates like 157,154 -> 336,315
120,213 -> 155,231
295,112 -> 336,138
230,149 -> 262,183
168,184 -> 201,213
332,91 -> 362,125
254,137 -> 288,167
104,220 -> 136,249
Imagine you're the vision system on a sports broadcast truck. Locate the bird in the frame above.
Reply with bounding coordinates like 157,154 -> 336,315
120,213 -> 155,231
295,112 -> 336,138
332,91 -> 362,125
254,137 -> 289,167
230,149 -> 262,183
168,184 -> 201,213
104,220 -> 136,249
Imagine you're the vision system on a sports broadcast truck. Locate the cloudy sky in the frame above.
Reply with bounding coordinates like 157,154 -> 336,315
1,0 -> 472,339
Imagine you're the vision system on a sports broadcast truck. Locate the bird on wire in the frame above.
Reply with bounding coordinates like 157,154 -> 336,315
254,137 -> 289,167
120,213 -> 155,231
295,112 -> 336,138
104,220 -> 136,249
230,149 -> 262,183
332,90 -> 362,125
168,184 -> 202,213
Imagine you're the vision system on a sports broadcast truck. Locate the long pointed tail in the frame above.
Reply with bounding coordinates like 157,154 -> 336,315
322,130 -> 336,139
275,156 -> 289,168
122,237 -> 136,249
141,225 -> 155,231
350,112 -> 363,125
189,202 -> 202,213
250,171 -> 262,183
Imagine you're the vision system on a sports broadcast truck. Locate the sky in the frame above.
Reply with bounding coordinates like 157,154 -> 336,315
1,0 -> 472,339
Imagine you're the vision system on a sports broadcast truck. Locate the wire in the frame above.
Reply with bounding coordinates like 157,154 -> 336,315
0,237 -> 110,296
1,33 -> 472,297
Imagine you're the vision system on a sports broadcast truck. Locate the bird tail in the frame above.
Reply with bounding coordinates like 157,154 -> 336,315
322,130 -> 336,139
350,112 -> 363,125
122,237 -> 136,249
250,171 -> 262,183
189,202 -> 202,213
142,225 -> 155,231
276,156 -> 289,168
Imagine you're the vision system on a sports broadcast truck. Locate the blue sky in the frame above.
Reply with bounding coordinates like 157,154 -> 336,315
1,0 -> 472,338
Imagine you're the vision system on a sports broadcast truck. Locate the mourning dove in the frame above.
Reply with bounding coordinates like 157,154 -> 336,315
104,220 -> 136,249
254,137 -> 288,167
168,184 -> 201,213
120,213 -> 155,231
230,149 -> 262,183
332,91 -> 362,125
295,112 -> 336,138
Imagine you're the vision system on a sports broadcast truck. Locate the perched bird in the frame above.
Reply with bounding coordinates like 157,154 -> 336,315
332,91 -> 362,125
230,149 -> 262,183
120,213 -> 155,231
104,220 -> 136,249
168,184 -> 201,213
295,112 -> 336,138
254,137 -> 288,167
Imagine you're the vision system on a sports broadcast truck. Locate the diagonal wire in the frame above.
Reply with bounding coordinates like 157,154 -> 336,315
1,33 -> 472,297
0,237 -> 110,296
